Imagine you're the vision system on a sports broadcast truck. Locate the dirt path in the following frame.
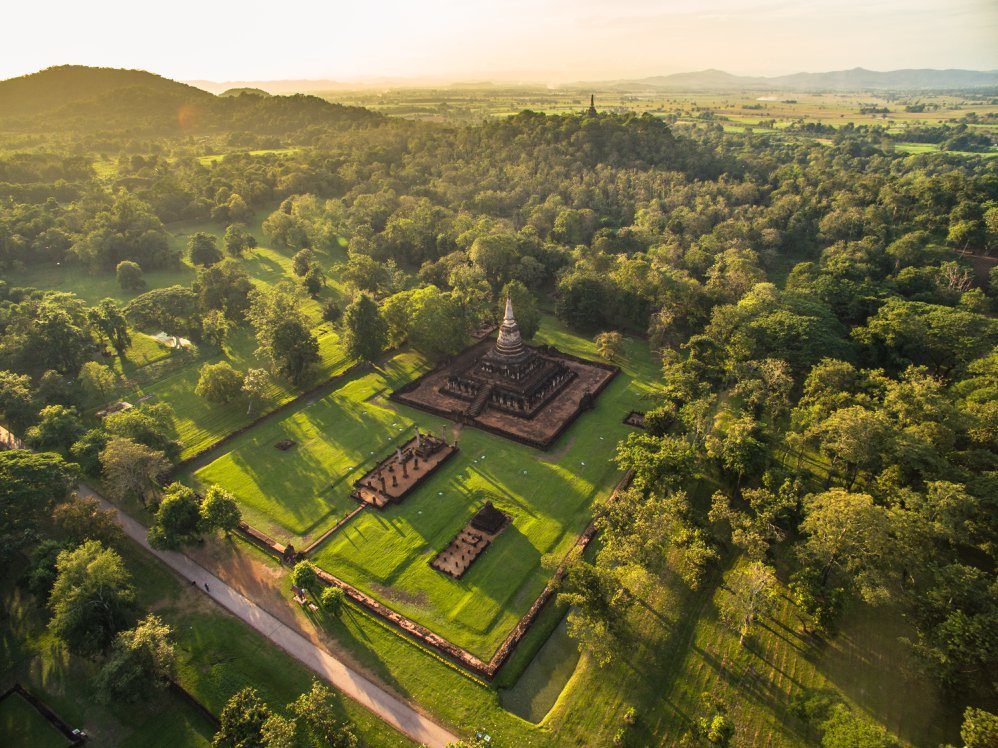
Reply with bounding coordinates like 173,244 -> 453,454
77,482 -> 459,748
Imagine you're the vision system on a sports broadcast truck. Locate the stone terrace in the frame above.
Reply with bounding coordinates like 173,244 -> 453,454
391,337 -> 618,450
351,434 -> 457,509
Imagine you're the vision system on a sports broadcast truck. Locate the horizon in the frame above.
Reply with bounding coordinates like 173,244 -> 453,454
4,0 -> 997,84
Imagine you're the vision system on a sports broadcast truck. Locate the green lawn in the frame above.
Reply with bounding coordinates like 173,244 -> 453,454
0,693 -> 68,748
128,323 -> 352,460
500,615 -> 581,723
186,352 -> 433,541
307,321 -> 660,660
184,318 -> 659,659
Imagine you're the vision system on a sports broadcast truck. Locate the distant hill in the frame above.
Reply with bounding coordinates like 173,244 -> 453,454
219,87 -> 271,98
0,65 -> 213,117
577,67 -> 998,92
0,65 -> 382,134
188,78 -> 351,95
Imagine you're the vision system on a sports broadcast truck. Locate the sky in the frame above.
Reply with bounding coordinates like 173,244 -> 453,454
3,0 -> 997,84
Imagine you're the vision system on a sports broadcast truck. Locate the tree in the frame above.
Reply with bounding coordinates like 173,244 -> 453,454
383,286 -> 467,360
469,233 -> 518,289
270,318 -> 320,385
290,681 -> 358,748
594,331 -> 624,361
291,561 -> 319,593
148,483 -> 203,549
194,260 -> 254,321
854,298 -> 997,378
104,404 -> 181,462
25,404 -> 83,452
799,489 -> 894,602
321,299 -> 342,324
188,232 -> 223,266
223,224 -> 256,257
70,428 -> 110,476
201,486 -> 241,535
320,586 -> 345,616
88,299 -> 131,356
100,437 -> 170,506
719,562 -> 780,645
52,495 -> 123,546
302,263 -> 326,296
116,260 -> 145,292
559,559 -> 627,667
196,362 -> 245,404
25,539 -> 65,601
125,285 -> 202,340
707,412 -> 768,489
0,370 -> 36,432
292,248 -> 315,277
960,707 -> 998,748
79,361 -> 117,402
341,293 -> 387,364
247,283 -> 319,385
95,614 -> 177,703
48,540 -> 136,656
214,687 -> 273,748
202,309 -> 233,348
807,406 -> 892,489
242,368 -> 269,416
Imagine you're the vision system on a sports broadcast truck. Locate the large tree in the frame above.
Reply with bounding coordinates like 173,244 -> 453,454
341,293 -> 387,364
100,437 -> 170,506
247,283 -> 319,385
148,482 -> 203,549
48,540 -> 137,656
95,614 -> 177,703
0,449 -> 77,556
195,362 -> 245,404
214,687 -> 273,748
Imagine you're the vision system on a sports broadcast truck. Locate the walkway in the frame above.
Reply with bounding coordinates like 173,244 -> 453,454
77,483 -> 459,748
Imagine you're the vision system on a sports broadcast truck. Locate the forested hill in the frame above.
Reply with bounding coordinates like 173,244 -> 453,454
0,65 -> 382,134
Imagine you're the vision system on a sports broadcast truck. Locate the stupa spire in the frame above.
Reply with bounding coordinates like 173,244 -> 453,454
491,294 -> 528,363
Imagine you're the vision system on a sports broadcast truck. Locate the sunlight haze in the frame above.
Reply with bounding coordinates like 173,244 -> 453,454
4,0 -> 997,83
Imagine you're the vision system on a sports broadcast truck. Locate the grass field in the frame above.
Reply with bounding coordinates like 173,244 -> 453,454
0,693 -> 68,748
186,352 -> 434,541
305,321 -> 660,659
499,615 -> 580,723
184,317 -> 659,658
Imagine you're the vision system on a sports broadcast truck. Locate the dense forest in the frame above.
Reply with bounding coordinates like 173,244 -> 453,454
1,66 -> 996,745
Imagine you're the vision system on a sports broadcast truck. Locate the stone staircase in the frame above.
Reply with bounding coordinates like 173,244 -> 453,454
466,384 -> 493,418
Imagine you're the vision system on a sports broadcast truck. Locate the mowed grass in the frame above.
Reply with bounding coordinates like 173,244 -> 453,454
132,323 -> 351,460
186,352 -> 433,541
542,552 -> 959,747
500,615 -> 581,723
309,320 -> 660,659
0,693 -> 68,748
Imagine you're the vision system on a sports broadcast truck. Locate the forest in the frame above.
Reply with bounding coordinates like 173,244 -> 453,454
1,65 -> 996,747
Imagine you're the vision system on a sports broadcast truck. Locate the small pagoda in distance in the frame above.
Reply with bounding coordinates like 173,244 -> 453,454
587,94 -> 597,116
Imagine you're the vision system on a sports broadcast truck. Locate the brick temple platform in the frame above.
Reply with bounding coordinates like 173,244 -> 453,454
391,298 -> 618,451
351,433 -> 458,510
431,502 -> 510,579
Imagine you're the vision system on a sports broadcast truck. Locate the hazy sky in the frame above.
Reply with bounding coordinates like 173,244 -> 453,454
4,0 -> 997,83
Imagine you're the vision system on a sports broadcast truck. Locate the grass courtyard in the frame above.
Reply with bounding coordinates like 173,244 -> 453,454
0,692 -> 68,748
188,318 -> 662,660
